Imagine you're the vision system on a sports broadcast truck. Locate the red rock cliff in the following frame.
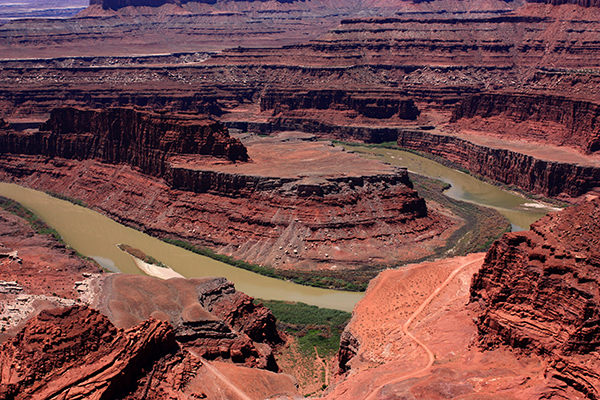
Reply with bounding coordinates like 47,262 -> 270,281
260,88 -> 420,120
89,0 -> 297,9
527,0 -> 600,6
452,92 -> 600,154
397,128 -> 600,198
0,305 -> 178,400
470,198 -> 600,399
0,106 -> 248,177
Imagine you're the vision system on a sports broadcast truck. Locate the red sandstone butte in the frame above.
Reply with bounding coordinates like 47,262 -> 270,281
0,108 -> 457,272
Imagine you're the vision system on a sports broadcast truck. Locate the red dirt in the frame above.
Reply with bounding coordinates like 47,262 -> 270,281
0,207 -> 102,340
0,112 -> 459,271
326,198 -> 600,399
93,274 -> 282,370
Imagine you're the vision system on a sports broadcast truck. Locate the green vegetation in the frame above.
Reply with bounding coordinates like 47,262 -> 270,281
337,140 -> 513,256
0,196 -> 101,267
410,174 -> 511,256
117,244 -> 168,268
45,191 -> 87,207
0,196 -> 63,242
163,238 -> 369,291
256,299 -> 351,357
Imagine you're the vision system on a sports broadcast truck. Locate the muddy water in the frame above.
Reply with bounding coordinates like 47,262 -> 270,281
345,146 -> 556,231
0,149 -> 555,311
0,183 -> 363,312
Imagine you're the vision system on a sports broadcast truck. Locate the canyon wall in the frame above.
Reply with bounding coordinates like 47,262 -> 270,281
90,0 -> 193,8
470,197 -> 600,399
260,88 -> 420,120
527,0 -> 600,7
0,108 -> 453,272
452,93 -> 600,154
0,106 -> 248,177
90,0 -> 298,9
397,129 -> 600,198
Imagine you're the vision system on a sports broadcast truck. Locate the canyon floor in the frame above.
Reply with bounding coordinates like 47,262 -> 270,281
2,0 -> 600,398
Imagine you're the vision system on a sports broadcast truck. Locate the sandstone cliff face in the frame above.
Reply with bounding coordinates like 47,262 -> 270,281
96,274 -> 281,371
527,0 -> 600,7
0,110 -> 452,271
211,7 -> 600,71
260,88 -> 420,120
397,129 -> 600,198
0,153 -> 446,271
90,0 -> 193,8
0,306 -> 178,400
452,92 -> 600,154
18,107 -> 247,174
90,0 -> 297,9
471,197 -> 600,399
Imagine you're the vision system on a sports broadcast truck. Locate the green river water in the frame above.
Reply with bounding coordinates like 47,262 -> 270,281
0,146 -> 558,311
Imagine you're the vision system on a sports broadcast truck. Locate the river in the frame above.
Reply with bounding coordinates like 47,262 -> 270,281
343,145 -> 556,231
0,182 -> 363,312
0,148 -> 557,312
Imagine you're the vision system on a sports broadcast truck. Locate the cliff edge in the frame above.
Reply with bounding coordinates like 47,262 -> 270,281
471,197 -> 600,398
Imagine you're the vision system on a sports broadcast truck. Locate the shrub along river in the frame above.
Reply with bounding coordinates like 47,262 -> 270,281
0,146 -> 559,311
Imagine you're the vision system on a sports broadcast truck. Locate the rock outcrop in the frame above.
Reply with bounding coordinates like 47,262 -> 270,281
0,303 -> 299,399
90,0 -> 192,8
0,305 -> 178,400
451,92 -> 600,155
95,274 -> 282,371
90,0 -> 297,9
397,128 -> 600,198
471,197 -> 600,399
0,112 -> 455,272
260,88 -> 420,120
1,106 -> 247,177
527,0 -> 600,7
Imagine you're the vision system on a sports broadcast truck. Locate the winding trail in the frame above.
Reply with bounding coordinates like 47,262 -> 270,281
188,350 -> 254,400
314,347 -> 330,387
363,255 -> 485,400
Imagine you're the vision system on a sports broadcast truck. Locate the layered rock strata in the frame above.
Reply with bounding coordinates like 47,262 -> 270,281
95,274 -> 281,370
91,0 -> 193,8
397,128 -> 600,198
209,6 -> 600,71
528,0 -> 600,7
0,106 -> 247,177
451,92 -> 600,155
0,305 -> 178,400
0,304 -> 300,400
471,197 -> 600,399
260,88 -> 420,120
0,110 -> 454,270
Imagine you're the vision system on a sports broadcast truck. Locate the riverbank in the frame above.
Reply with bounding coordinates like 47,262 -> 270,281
117,244 -> 184,280
0,183 -> 364,312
